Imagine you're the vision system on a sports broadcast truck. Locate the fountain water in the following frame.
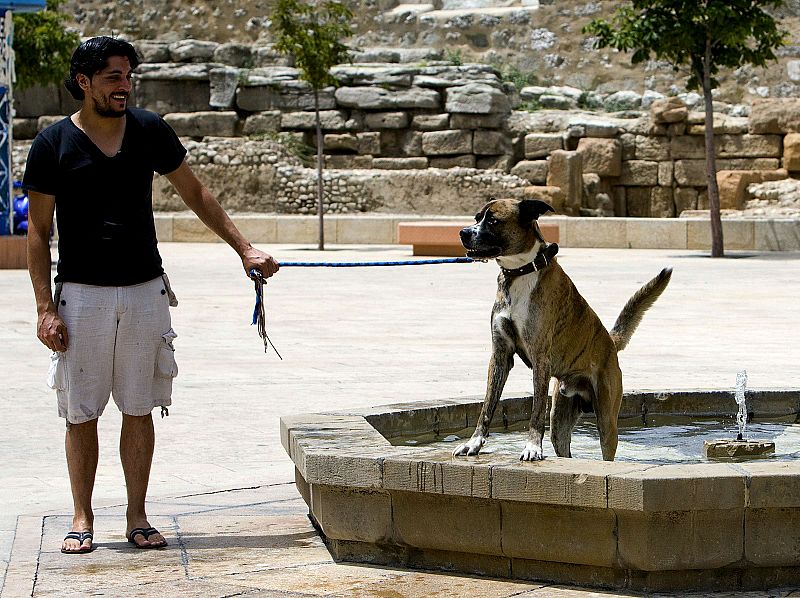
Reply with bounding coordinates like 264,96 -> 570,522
704,370 -> 776,459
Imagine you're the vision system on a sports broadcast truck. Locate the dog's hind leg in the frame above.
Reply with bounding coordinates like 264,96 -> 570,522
549,382 -> 586,458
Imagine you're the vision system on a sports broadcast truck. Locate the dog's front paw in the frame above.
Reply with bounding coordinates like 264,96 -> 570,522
453,435 -> 485,457
519,441 -> 544,461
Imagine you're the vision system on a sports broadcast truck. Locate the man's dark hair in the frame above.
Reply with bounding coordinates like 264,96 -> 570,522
64,36 -> 141,100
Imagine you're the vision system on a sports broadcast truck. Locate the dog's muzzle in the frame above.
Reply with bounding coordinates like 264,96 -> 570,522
460,225 -> 502,259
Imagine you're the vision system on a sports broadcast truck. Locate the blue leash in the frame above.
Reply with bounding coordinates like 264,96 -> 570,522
249,257 -> 478,358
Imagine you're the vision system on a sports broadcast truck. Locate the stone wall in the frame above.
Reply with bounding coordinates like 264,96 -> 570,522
13,54 -> 800,217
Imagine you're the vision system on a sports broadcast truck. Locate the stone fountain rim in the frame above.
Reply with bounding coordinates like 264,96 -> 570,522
281,387 -> 800,512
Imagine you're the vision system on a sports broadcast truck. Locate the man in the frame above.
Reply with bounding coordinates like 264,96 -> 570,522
24,36 -> 279,554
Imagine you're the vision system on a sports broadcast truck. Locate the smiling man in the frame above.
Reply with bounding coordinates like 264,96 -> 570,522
23,37 -> 279,555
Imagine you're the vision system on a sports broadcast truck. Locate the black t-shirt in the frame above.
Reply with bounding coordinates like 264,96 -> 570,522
23,107 -> 187,286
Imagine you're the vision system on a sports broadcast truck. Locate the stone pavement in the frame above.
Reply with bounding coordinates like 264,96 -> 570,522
2,242 -> 799,597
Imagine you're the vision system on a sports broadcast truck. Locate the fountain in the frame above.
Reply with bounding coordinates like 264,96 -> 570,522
281,387 -> 800,592
703,371 -> 777,459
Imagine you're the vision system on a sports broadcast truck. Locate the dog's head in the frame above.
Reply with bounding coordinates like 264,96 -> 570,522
460,198 -> 554,259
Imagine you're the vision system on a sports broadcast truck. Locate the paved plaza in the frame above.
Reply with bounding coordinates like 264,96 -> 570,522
1,241 -> 799,596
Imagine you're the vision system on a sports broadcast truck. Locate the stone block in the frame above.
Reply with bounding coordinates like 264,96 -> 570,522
501,502 -> 617,567
576,138 -> 621,176
336,218 -> 394,244
323,133 -> 359,152
137,79 -> 211,114
626,219 -> 687,248
422,130 -> 473,155
357,132 -> 381,155
619,160 -> 659,186
491,460 -> 614,508
173,215 -> 220,242
324,155 -> 373,169
310,484 -> 392,543
153,214 -> 173,242
718,158 -> 780,171
164,111 -> 242,138
625,187 -> 650,217
450,113 -> 506,129
738,462 -> 800,508
521,186 -> 567,214
546,150 -> 583,215
650,97 -> 688,123
364,111 -> 410,129
686,116 -> 749,135
383,459 -> 491,498
754,220 -> 800,250
473,130 -> 510,155
674,188 -> 698,215
275,216 -> 338,244
411,114 -> 450,131
429,155 -> 476,169
717,134 -> 781,158
687,219 -> 755,250
208,66 -> 239,109
229,214 -> 277,243
658,161 -> 673,186
619,133 -> 636,160
371,157 -> 428,170
670,135 -> 705,160
511,160 -> 549,184
749,98 -> 800,133
650,187 -> 675,218
334,86 -> 440,110
617,509 -> 744,571
784,133 -> 800,171
635,136 -> 671,161
716,169 -> 787,210
745,507 -> 800,567
608,463 -> 745,512
391,490 -> 503,556
282,110 -> 347,131
169,39 -> 219,62
674,160 -> 708,186
524,133 -> 563,159
12,118 -> 38,140
476,155 -> 513,171
563,218 -> 627,248
445,83 -> 510,114
242,111 -> 281,136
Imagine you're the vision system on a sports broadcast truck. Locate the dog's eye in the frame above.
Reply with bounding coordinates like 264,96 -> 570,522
486,215 -> 497,226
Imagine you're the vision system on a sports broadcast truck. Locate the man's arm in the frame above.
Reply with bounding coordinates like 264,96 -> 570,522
165,161 -> 279,278
27,190 -> 69,351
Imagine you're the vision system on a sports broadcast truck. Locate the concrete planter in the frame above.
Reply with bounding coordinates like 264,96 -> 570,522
282,389 -> 800,591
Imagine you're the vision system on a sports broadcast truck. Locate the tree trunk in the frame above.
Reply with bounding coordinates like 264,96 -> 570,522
703,38 -> 724,257
314,90 -> 325,251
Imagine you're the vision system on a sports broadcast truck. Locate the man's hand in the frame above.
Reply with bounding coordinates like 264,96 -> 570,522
38,309 -> 69,352
242,246 -> 279,279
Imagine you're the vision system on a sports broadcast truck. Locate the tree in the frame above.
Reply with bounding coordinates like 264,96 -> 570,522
271,0 -> 353,251
13,0 -> 79,91
584,0 -> 786,257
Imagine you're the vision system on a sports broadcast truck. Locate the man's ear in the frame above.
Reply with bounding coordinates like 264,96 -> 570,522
519,199 -> 555,225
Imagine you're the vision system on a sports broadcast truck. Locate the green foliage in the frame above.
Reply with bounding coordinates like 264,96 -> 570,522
13,0 -> 79,91
271,0 -> 353,91
499,64 -> 539,90
446,48 -> 463,66
583,0 -> 787,91
517,99 -> 542,112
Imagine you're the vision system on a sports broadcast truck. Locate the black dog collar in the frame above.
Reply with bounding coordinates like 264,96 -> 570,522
500,243 -> 559,278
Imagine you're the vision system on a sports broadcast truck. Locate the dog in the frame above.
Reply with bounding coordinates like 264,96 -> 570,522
453,197 -> 672,461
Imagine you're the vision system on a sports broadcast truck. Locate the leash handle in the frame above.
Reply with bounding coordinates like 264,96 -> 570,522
249,269 -> 283,360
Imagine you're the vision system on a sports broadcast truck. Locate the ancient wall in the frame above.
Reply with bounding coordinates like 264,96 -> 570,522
14,46 -> 800,217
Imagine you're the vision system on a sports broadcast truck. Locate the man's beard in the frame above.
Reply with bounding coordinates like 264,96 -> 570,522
91,94 -> 127,118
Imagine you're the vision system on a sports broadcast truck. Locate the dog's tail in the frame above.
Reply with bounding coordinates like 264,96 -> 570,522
609,267 -> 672,352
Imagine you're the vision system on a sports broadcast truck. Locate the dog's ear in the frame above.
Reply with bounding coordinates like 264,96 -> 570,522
519,199 -> 555,225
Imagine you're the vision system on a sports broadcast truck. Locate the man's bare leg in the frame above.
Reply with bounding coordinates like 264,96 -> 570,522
120,413 -> 166,547
63,419 -> 98,552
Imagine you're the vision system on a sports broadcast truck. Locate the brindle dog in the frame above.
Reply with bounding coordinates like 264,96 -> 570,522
454,198 -> 672,461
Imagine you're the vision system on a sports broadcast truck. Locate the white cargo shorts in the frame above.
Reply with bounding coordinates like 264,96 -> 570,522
47,275 -> 178,424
